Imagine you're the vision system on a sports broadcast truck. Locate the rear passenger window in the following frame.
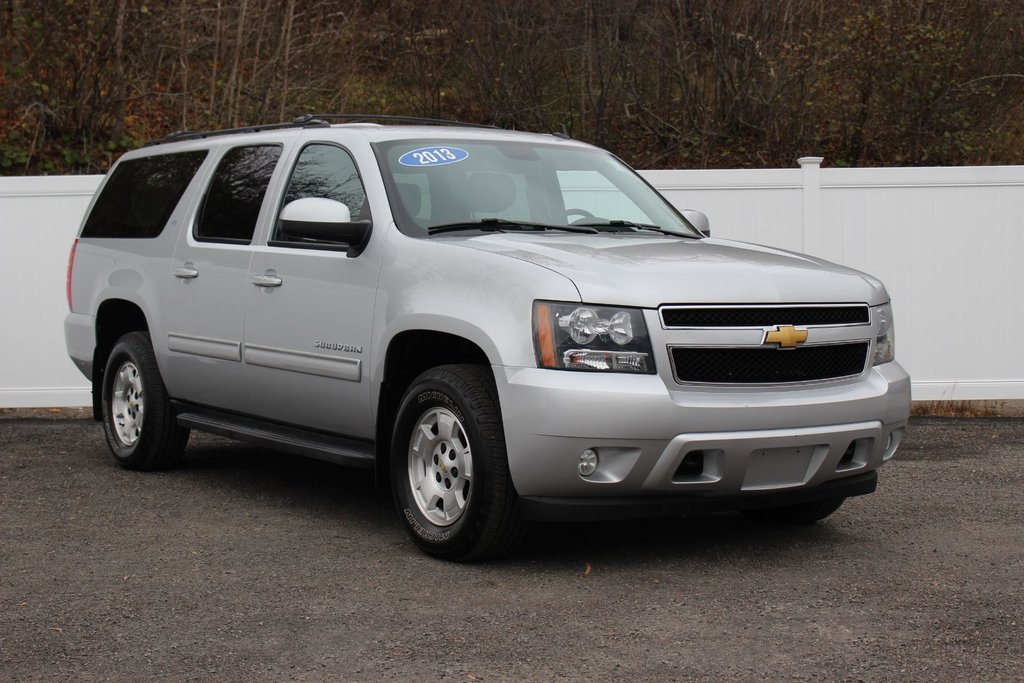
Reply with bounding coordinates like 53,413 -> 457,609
195,145 -> 282,243
81,151 -> 207,238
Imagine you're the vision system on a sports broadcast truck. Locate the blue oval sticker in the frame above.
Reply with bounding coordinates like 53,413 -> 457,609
398,146 -> 469,167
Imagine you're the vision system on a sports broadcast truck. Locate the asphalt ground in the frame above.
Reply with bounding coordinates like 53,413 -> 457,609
1,413 -> 1021,681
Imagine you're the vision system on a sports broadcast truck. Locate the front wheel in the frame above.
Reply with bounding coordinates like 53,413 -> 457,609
101,331 -> 189,470
391,364 -> 524,561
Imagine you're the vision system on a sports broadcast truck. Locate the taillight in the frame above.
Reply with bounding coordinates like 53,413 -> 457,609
66,239 -> 78,311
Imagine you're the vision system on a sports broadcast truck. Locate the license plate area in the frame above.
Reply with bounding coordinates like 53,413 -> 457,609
742,444 -> 827,491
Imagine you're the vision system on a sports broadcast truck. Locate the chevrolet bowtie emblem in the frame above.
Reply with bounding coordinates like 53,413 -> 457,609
763,325 -> 808,349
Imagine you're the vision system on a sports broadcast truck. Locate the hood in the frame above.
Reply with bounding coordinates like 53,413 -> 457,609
442,233 -> 888,307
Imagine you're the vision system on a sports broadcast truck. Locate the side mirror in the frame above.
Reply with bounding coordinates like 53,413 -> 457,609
681,209 -> 710,237
277,197 -> 371,256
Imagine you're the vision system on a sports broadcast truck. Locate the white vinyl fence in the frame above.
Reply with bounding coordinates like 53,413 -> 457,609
2,160 -> 1023,407
1,176 -> 101,407
647,159 -> 1024,401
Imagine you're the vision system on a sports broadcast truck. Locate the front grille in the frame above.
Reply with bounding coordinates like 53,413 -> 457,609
661,306 -> 869,328
671,343 -> 869,384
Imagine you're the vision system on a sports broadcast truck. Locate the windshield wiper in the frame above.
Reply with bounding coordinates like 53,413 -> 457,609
573,220 -> 700,238
428,218 -> 599,235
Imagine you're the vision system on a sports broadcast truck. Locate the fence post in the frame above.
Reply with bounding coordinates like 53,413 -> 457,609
798,156 -> 824,256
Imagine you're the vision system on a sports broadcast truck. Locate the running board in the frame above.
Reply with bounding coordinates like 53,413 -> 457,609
174,405 -> 375,469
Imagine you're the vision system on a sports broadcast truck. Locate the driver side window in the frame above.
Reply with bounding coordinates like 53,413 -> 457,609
275,144 -> 368,243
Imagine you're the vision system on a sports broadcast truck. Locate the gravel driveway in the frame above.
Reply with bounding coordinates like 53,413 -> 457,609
1,414 -> 1021,681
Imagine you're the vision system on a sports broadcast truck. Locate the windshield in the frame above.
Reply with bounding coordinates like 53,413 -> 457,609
372,138 -> 700,238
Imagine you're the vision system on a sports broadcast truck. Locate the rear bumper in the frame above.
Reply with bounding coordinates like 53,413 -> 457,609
520,470 -> 877,521
64,312 -> 95,380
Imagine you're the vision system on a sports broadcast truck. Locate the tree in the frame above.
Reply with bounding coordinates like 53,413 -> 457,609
2,0 -> 1022,174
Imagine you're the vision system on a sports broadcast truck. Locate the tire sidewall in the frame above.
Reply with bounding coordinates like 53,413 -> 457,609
391,373 -> 492,556
101,335 -> 150,464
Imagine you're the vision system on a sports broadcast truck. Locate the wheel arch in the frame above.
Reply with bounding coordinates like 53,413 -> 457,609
91,299 -> 150,421
374,329 -> 492,488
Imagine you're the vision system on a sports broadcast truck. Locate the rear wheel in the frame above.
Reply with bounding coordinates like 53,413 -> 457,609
743,497 -> 846,525
101,331 -> 189,470
391,364 -> 523,561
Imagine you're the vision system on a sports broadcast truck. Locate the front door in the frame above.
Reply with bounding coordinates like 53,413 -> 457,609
237,142 -> 378,438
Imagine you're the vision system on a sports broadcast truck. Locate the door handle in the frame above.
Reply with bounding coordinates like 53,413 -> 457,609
251,272 -> 283,288
173,264 -> 199,279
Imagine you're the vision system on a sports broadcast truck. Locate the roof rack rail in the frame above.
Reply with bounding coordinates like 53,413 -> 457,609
144,114 -> 499,147
145,118 -> 331,147
297,114 -> 499,129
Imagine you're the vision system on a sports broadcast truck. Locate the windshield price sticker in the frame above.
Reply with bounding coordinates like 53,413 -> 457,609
398,146 -> 469,167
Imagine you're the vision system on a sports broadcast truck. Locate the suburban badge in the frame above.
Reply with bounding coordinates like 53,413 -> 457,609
313,340 -> 363,353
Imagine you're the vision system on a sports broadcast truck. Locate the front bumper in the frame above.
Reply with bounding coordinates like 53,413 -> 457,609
520,470 -> 878,522
493,361 -> 910,517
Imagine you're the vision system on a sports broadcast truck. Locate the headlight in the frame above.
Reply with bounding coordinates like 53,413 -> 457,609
533,301 -> 655,373
873,302 -> 895,365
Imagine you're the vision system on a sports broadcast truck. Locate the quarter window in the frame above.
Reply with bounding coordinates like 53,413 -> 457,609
82,151 -> 207,239
195,144 -> 282,243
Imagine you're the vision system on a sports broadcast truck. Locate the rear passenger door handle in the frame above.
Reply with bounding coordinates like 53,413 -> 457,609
173,264 -> 199,279
251,273 -> 283,288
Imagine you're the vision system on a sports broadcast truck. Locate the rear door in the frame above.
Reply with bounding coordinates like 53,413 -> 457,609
235,141 -> 380,437
164,143 -> 284,409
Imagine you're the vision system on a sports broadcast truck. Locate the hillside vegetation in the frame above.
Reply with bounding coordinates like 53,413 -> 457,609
2,0 -> 1023,174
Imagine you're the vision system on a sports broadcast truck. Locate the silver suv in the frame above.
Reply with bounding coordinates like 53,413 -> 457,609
64,116 -> 910,560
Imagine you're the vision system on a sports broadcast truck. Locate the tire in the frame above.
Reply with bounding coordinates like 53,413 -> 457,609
742,497 -> 846,525
391,364 -> 524,561
101,331 -> 189,471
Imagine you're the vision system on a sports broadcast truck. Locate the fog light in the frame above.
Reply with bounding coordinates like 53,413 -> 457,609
578,449 -> 598,477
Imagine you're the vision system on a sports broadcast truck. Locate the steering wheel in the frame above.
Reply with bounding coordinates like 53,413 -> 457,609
563,208 -> 596,223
